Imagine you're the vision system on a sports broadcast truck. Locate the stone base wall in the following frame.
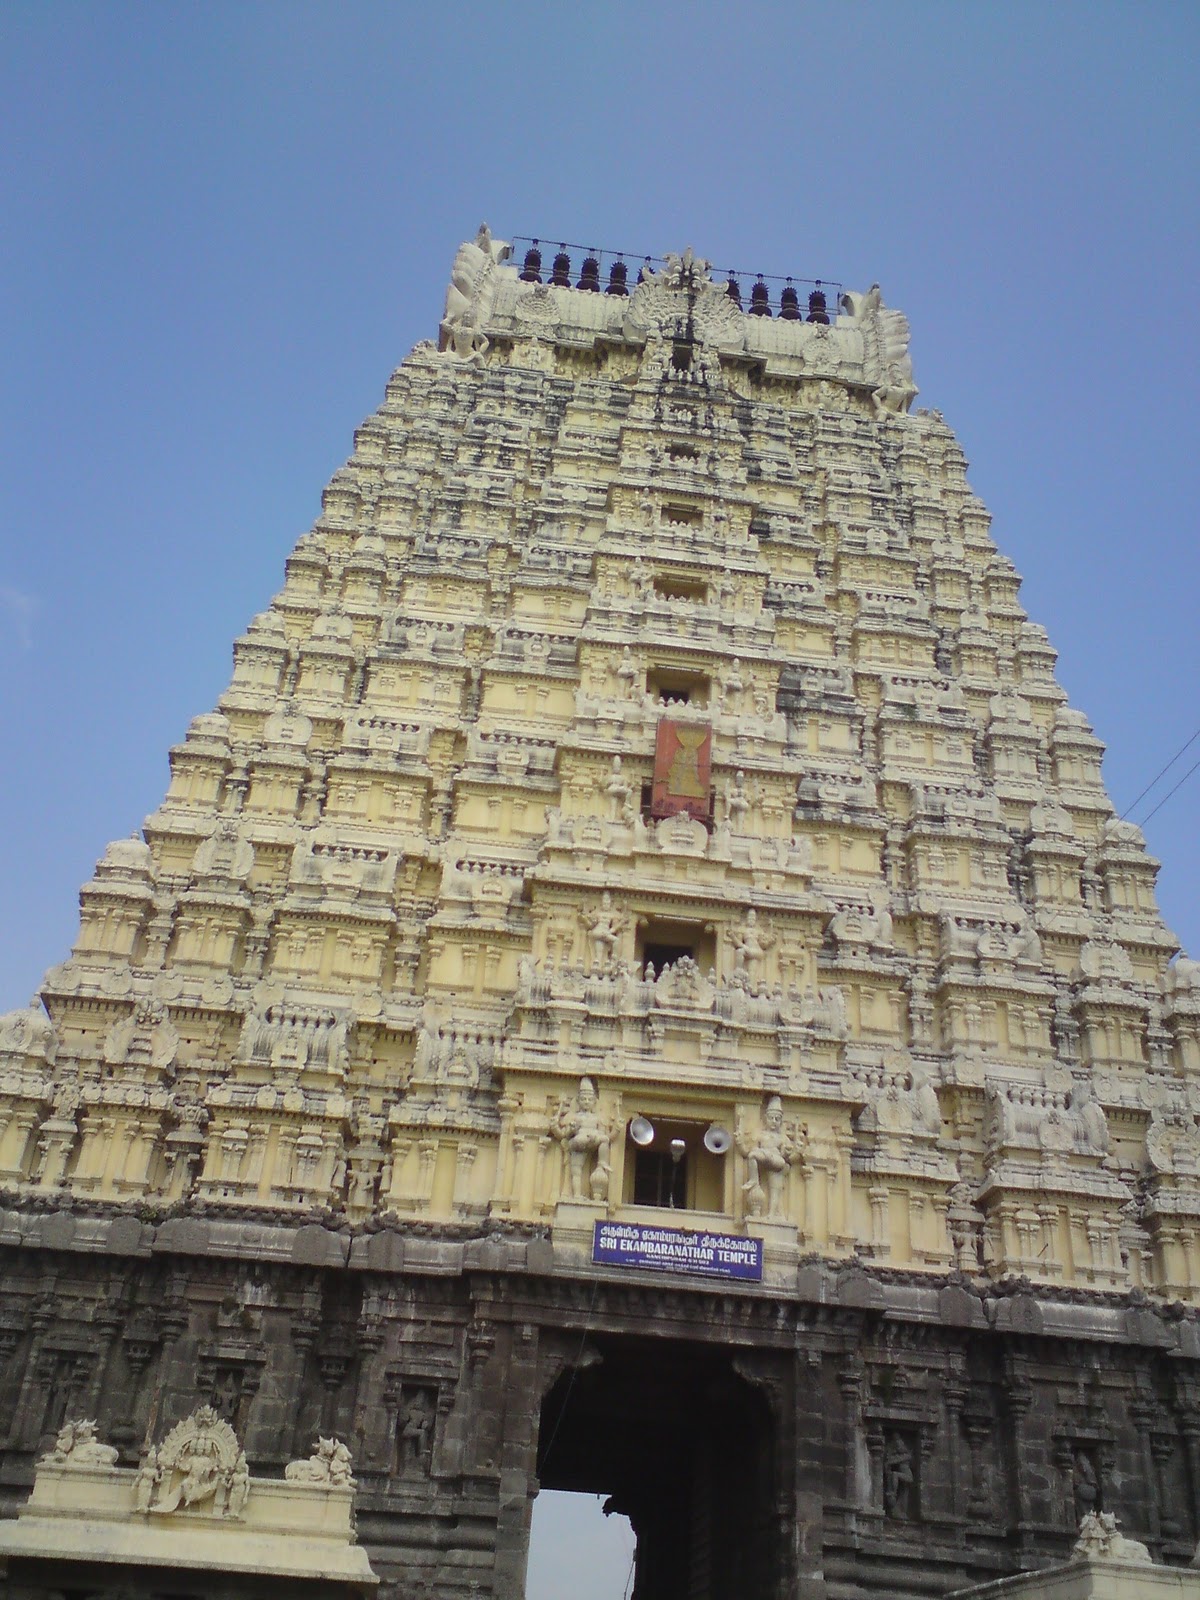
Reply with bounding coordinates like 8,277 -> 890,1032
1,1211 -> 1199,1599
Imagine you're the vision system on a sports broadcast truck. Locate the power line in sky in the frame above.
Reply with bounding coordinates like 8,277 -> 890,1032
1123,725 -> 1200,821
1136,754 -> 1200,828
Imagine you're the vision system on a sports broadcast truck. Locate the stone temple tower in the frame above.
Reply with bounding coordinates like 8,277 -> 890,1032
1,227 -> 1199,1600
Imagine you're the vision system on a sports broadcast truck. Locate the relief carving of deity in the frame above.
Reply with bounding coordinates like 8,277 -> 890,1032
554,1076 -> 612,1202
737,1095 -> 798,1220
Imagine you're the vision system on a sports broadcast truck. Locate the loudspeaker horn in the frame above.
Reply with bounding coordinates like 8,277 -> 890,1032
628,1116 -> 655,1147
704,1123 -> 733,1155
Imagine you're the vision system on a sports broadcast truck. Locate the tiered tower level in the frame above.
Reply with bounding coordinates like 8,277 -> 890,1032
2,230 -> 1200,1600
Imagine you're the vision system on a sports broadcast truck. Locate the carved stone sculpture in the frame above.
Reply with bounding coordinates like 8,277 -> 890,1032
399,1390 -> 436,1468
147,1406 -> 247,1518
1071,1449 -> 1100,1522
284,1435 -> 354,1488
1074,1510 -> 1151,1564
41,1418 -> 119,1469
882,1432 -> 915,1519
731,910 -> 774,986
584,892 -> 626,974
738,1096 -> 795,1219
133,1446 -> 161,1512
555,1076 -> 611,1201
440,223 -> 512,360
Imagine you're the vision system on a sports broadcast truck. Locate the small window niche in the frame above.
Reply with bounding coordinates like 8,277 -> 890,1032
645,666 -> 711,707
662,503 -> 702,528
626,1117 -> 727,1212
652,573 -> 709,605
635,917 -> 715,976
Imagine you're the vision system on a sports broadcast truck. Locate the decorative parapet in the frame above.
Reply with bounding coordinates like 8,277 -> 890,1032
0,1410 -> 377,1590
437,225 -> 917,411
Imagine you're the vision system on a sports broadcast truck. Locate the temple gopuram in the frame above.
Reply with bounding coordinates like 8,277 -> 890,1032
2,227 -> 1199,1600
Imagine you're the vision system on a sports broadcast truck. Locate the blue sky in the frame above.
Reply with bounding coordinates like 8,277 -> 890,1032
3,2 -> 1197,998
4,4 -> 1197,1017
0,5 -> 1196,1591
4,4 -> 1196,1013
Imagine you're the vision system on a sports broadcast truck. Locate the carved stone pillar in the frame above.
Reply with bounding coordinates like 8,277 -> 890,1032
868,1185 -> 890,1256
349,1308 -> 386,1474
490,1320 -> 544,1600
943,1374 -> 967,1522
1173,1379 -> 1200,1548
837,1352 -> 865,1510
963,1410 -> 995,1520
1129,1391 -> 1164,1545
1003,1356 -> 1034,1533
1150,1433 -> 1179,1541
865,1420 -> 885,1518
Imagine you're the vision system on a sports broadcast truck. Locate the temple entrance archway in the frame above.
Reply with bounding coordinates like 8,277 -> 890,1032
535,1335 -> 778,1600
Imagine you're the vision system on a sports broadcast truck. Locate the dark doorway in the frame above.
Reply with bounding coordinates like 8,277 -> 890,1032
536,1336 -> 777,1600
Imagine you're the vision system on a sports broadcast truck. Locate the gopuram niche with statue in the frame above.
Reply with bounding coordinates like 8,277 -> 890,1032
0,227 -> 1198,1600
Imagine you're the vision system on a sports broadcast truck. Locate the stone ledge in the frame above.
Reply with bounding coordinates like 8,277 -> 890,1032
950,1557 -> 1200,1599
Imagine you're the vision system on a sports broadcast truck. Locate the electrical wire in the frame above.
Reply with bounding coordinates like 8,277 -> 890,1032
1123,725 -> 1200,819
622,1547 -> 636,1600
1136,754 -> 1200,828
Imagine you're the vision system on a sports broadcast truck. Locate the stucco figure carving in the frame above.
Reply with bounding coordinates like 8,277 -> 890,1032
133,1446 -> 161,1512
730,909 -> 775,985
147,1406 -> 248,1518
440,223 -> 512,361
41,1419 -> 119,1469
986,1082 -> 1110,1161
0,1004 -> 56,1064
1073,1510 -> 1151,1564
555,1076 -> 611,1201
625,247 -> 744,348
840,284 -> 917,414
1147,1100 -> 1200,1177
285,1435 -> 355,1488
737,1095 -> 796,1219
584,892 -> 626,973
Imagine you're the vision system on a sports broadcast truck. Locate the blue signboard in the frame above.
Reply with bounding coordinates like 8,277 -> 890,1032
592,1220 -> 763,1282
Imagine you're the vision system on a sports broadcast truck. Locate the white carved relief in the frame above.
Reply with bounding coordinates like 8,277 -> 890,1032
440,223 -> 513,361
1073,1511 -> 1151,1564
147,1407 -> 248,1518
284,1435 -> 354,1488
40,1419 -> 119,1470
737,1095 -> 798,1219
553,1076 -> 612,1202
839,285 -> 917,415
0,1005 -> 56,1066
